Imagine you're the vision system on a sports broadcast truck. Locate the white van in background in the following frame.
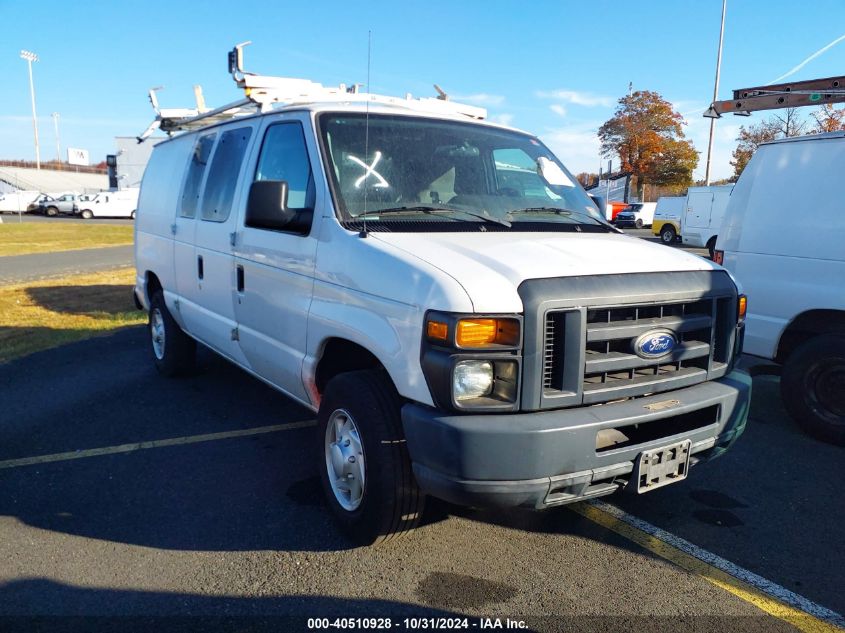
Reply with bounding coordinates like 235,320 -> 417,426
78,188 -> 139,219
717,132 -> 845,445
613,202 -> 656,228
652,196 -> 686,244
0,190 -> 40,213
681,185 -> 733,257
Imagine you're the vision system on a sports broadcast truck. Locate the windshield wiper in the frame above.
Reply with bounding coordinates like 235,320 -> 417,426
354,204 -> 512,228
506,206 -> 610,228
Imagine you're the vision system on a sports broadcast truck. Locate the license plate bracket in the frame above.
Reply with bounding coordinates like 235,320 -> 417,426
632,439 -> 691,494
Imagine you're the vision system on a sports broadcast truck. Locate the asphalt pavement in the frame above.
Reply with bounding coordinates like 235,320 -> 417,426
0,327 -> 841,631
0,245 -> 133,285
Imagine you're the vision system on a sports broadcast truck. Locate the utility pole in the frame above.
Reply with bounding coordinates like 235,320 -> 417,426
704,0 -> 727,185
51,112 -> 61,163
20,50 -> 41,170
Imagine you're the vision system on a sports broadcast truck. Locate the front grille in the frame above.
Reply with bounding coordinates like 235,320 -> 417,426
543,297 -> 734,406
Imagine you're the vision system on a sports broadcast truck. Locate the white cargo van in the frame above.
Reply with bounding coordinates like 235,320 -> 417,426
652,196 -> 686,244
614,202 -> 656,229
134,57 -> 750,543
681,185 -> 733,257
717,132 -> 845,445
78,188 -> 139,219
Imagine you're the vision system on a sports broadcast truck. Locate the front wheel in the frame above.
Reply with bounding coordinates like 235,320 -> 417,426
660,225 -> 677,244
148,291 -> 196,376
781,335 -> 845,446
635,218 -> 644,229
317,370 -> 425,545
80,209 -> 93,220
45,206 -> 58,217
130,210 -> 136,219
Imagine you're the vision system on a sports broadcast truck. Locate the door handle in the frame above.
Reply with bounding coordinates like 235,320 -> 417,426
197,255 -> 204,280
236,264 -> 245,292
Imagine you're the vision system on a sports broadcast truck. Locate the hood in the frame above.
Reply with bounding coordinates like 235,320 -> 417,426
371,231 -> 718,312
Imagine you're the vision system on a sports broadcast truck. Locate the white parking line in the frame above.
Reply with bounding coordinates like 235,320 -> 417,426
0,420 -> 316,470
575,500 -> 845,632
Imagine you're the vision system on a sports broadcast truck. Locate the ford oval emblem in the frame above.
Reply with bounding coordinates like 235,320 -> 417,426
633,330 -> 677,359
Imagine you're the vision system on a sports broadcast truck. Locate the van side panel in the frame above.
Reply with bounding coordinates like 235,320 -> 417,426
721,138 -> 845,359
135,137 -> 193,311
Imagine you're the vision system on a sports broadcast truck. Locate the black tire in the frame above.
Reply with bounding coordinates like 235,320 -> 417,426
780,335 -> 845,446
707,237 -> 718,260
635,218 -> 644,229
317,369 -> 425,545
80,209 -> 93,220
45,206 -> 58,217
148,290 -> 195,377
660,225 -> 677,244
130,210 -> 136,220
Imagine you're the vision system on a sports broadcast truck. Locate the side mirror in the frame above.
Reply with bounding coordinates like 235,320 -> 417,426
246,180 -> 295,230
589,194 -> 606,215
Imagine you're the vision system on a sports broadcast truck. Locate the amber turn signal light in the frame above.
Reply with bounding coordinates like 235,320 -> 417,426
426,320 -> 449,341
738,295 -> 747,322
455,318 -> 520,348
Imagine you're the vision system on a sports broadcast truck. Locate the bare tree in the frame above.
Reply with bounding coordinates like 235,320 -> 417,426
770,108 -> 807,137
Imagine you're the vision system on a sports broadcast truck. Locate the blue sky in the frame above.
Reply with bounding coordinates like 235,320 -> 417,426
2,0 -> 844,180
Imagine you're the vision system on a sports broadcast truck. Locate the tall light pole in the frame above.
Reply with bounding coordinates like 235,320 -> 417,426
704,0 -> 727,185
20,49 -> 41,170
51,112 -> 61,163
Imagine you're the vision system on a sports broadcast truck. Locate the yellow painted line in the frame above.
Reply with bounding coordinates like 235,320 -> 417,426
0,420 -> 316,470
571,501 -> 844,633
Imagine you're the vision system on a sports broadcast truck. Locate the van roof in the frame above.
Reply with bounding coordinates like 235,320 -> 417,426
150,100 -> 530,145
762,130 -> 845,146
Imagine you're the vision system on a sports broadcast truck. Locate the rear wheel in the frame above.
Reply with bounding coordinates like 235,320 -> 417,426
660,225 -> 677,244
45,206 -> 58,217
148,290 -> 195,376
130,210 -> 136,219
317,369 -> 425,545
80,209 -> 93,220
635,218 -> 644,229
781,335 -> 845,446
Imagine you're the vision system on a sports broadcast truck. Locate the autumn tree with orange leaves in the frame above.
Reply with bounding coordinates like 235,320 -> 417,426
598,91 -> 698,200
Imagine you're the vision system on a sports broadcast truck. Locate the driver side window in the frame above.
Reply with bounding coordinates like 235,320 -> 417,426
254,122 -> 315,210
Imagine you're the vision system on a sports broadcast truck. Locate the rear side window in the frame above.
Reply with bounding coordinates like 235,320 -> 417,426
201,127 -> 253,223
180,134 -> 216,218
254,122 -> 315,210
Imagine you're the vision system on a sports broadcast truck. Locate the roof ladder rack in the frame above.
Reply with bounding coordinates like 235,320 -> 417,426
138,42 -> 487,142
704,74 -> 845,118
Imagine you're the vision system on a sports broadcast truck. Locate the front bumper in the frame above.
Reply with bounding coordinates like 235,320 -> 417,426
402,370 -> 751,509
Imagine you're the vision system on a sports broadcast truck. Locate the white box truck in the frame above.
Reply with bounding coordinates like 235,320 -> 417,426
716,132 -> 845,445
682,185 -> 733,257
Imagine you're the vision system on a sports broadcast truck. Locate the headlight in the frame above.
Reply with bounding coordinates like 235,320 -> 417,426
423,311 -> 522,412
453,360 -> 494,401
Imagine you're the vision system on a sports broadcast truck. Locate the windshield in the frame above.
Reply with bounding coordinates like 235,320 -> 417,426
318,113 -> 607,230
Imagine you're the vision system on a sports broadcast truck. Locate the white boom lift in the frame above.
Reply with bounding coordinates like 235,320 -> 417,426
137,42 -> 487,143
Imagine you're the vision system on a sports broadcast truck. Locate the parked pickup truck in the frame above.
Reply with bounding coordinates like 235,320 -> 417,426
134,63 -> 750,544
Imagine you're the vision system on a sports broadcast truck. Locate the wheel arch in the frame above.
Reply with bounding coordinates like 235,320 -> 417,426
314,337 -> 390,397
776,309 -> 845,364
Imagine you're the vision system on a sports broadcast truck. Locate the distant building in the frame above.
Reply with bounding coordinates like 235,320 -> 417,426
107,137 -> 165,190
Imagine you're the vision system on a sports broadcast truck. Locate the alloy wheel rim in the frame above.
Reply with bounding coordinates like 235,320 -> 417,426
324,408 -> 366,511
150,308 -> 166,360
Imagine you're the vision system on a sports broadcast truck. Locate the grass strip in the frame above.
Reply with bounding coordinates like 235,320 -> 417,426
0,268 -> 145,363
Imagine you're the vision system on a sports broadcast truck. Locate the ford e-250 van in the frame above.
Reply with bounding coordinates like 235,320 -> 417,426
134,60 -> 750,544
